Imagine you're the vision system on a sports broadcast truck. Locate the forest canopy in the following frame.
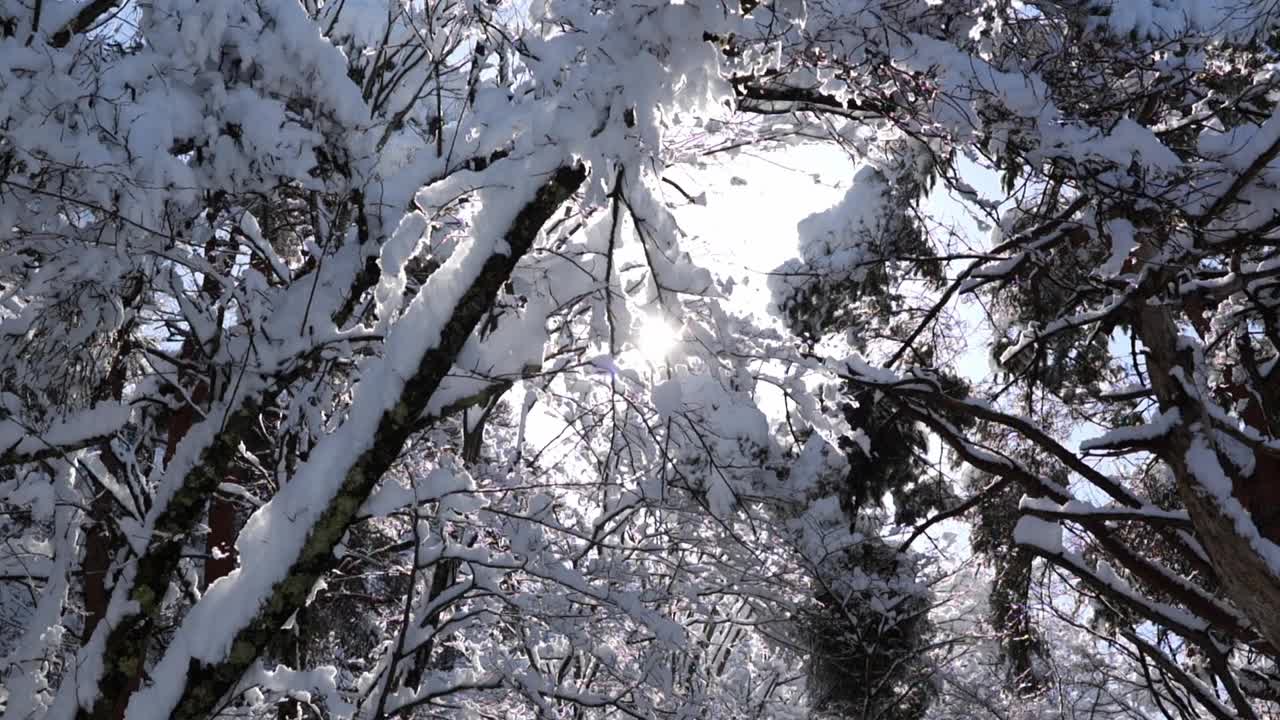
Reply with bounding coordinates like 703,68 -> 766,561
3,1 -> 1280,719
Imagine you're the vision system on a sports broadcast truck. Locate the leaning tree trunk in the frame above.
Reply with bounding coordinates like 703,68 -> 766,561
1135,277 -> 1280,653
78,164 -> 585,720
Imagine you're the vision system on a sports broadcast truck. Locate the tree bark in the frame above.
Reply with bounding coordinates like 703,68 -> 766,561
127,164 -> 584,720
990,546 -> 1042,694
1135,296 -> 1280,652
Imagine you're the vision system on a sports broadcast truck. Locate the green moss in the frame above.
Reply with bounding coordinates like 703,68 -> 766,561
230,639 -> 258,664
131,585 -> 156,613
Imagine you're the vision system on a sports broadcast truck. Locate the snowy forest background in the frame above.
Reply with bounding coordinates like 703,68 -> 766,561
4,0 -> 1280,718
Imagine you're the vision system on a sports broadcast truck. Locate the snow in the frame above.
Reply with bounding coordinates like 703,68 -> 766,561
651,379 -> 684,416
241,663 -> 353,717
1185,428 -> 1280,578
1020,495 -> 1191,524
1079,407 -> 1181,452
217,482 -> 263,508
1091,560 -> 1209,634
1013,514 -> 1063,555
768,163 -> 892,314
0,462 -> 79,720
239,212 -> 292,284
373,212 -> 429,334
11,0 -> 1280,717
123,156 -> 569,720
1099,218 -> 1136,277
2,475 -> 56,523
0,402 -> 132,462
1086,0 -> 1276,42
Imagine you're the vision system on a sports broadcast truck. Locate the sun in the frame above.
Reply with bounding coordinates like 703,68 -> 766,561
634,315 -> 679,366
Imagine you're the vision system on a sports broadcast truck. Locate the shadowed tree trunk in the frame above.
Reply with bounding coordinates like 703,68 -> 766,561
990,546 -> 1042,694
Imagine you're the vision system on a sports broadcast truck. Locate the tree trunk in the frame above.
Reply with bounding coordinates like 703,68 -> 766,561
990,547 -> 1042,694
80,164 -> 584,720
1136,298 -> 1280,652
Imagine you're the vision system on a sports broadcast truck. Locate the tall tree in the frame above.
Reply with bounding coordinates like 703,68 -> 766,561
7,1 -> 1280,719
754,1 -> 1280,717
